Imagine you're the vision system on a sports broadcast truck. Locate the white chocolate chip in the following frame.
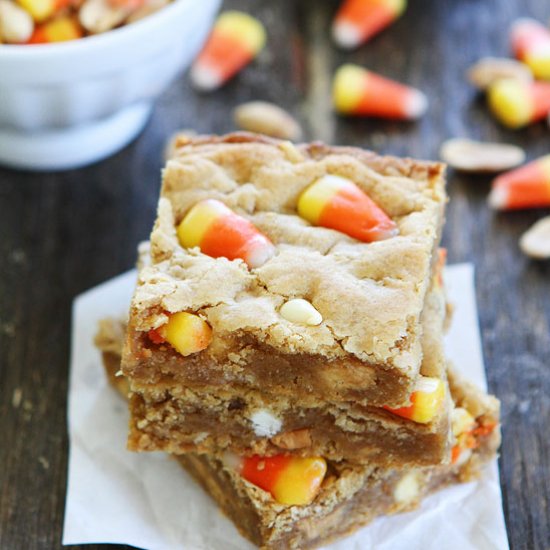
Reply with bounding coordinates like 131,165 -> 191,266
249,410 -> 282,437
520,217 -> 550,259
234,101 -> 302,141
440,138 -> 525,173
467,57 -> 533,90
393,472 -> 420,505
280,299 -> 322,326
221,451 -> 241,471
193,431 -> 209,444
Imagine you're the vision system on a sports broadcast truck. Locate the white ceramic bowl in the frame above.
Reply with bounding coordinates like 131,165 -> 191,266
0,0 -> 220,170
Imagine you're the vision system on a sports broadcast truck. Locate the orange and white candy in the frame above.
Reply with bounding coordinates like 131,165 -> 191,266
27,15 -> 82,43
487,78 -> 550,129
510,18 -> 550,81
148,312 -> 212,356
384,377 -> 445,424
297,174 -> 398,243
332,0 -> 406,49
177,199 -> 276,269
333,64 -> 428,120
488,155 -> 550,210
190,11 -> 266,91
226,453 -> 327,506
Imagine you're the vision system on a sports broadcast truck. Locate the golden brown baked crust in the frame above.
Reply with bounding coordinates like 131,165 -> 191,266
122,133 -> 447,408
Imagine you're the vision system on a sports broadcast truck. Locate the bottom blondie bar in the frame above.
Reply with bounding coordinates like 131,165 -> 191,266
96,319 -> 500,550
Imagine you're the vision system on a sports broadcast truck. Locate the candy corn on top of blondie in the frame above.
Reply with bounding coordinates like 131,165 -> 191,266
128,134 -> 446,386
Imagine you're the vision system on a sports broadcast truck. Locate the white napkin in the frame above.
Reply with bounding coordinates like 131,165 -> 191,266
63,263 -> 509,550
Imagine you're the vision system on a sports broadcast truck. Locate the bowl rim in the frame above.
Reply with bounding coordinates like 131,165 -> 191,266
0,0 -> 197,58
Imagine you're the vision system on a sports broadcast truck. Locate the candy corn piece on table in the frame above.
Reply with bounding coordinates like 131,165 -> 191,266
488,154 -> 550,210
333,64 -> 428,120
510,18 -> 550,81
332,0 -> 407,49
190,11 -> 266,91
97,316 -> 500,550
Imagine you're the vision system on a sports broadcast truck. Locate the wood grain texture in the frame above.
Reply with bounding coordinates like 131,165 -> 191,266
1,0 -> 549,549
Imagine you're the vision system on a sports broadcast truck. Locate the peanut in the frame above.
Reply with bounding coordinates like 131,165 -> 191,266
233,101 -> 302,141
520,217 -> 550,259
440,138 -> 525,173
0,0 -> 34,43
467,57 -> 533,91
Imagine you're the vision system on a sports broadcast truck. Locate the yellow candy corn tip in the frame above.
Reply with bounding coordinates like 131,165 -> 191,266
272,457 -> 327,505
17,0 -> 54,22
216,10 -> 266,54
177,199 -> 229,250
297,174 -> 351,225
163,312 -> 212,357
488,79 -> 532,129
333,64 -> 367,113
524,54 -> 550,81
409,377 -> 445,424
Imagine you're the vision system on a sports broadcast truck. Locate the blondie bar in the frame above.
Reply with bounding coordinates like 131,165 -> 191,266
122,133 -> 446,406
98,319 -> 500,550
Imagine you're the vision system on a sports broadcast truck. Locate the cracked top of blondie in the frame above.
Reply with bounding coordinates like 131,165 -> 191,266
129,133 -> 446,374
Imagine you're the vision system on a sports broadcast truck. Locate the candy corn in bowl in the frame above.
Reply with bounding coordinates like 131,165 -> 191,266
0,0 -> 221,170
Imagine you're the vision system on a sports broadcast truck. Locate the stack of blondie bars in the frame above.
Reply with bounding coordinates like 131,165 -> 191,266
96,133 -> 500,549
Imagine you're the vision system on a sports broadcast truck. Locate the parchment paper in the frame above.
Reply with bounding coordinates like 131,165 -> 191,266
63,263 -> 509,550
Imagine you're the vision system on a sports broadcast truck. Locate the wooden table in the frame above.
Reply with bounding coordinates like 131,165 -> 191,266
1,1 -> 549,548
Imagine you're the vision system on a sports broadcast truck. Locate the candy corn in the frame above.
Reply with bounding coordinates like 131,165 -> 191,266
333,64 -> 428,120
488,155 -> 550,210
510,18 -> 550,81
27,15 -> 82,43
16,0 -> 70,23
297,174 -> 398,242
450,410 -> 496,466
332,0 -> 406,49
383,377 -> 445,424
149,312 -> 212,356
487,78 -> 550,129
177,199 -> 276,268
190,11 -> 266,91
233,454 -> 327,505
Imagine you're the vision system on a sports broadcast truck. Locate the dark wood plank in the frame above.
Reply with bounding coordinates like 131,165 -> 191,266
1,0 -> 549,549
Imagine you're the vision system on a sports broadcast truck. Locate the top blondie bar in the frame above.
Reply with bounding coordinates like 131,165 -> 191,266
123,133 -> 447,408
